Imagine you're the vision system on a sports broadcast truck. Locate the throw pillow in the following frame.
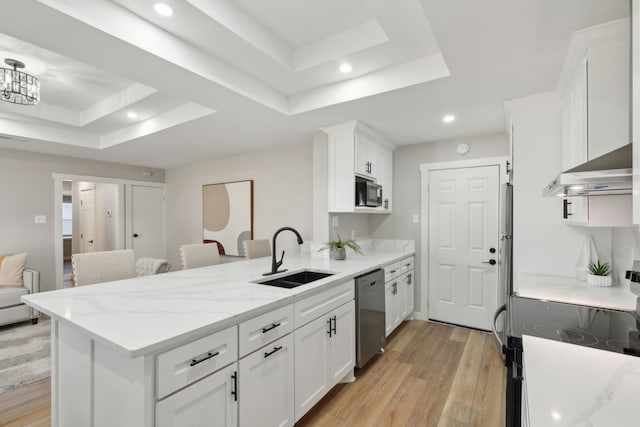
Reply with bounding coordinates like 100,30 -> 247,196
0,253 -> 28,287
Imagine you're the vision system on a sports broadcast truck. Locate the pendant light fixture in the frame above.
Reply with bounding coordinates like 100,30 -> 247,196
1,58 -> 40,105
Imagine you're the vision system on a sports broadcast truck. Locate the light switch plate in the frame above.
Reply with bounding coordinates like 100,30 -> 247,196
412,214 -> 419,224
34,215 -> 47,224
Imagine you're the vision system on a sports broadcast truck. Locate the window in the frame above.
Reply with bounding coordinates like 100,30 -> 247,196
62,196 -> 72,237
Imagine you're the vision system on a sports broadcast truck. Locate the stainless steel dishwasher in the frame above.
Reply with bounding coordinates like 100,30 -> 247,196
355,268 -> 386,368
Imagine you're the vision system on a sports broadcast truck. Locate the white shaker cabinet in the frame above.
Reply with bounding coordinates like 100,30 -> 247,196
239,334 -> 295,427
322,120 -> 395,213
156,363 -> 238,427
294,300 -> 355,421
559,19 -> 629,170
384,257 -> 415,337
633,0 -> 640,226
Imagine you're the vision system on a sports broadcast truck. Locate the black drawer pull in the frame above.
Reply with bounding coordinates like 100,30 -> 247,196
389,269 -> 397,273
369,281 -> 377,286
264,346 -> 283,358
331,315 -> 337,335
404,263 -> 412,267
327,318 -> 332,337
190,351 -> 219,367
231,371 -> 238,401
262,322 -> 281,333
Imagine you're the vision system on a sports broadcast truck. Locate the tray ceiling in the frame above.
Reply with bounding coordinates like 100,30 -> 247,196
0,0 -> 630,168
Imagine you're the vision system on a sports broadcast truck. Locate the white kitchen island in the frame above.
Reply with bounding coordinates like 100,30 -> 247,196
22,249 -> 414,427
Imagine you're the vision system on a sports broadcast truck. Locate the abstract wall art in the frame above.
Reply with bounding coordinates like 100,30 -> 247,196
202,180 -> 253,256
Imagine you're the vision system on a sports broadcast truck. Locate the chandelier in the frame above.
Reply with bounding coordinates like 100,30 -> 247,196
1,58 -> 40,105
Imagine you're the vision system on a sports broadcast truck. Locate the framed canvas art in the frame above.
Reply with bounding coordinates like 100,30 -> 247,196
202,180 -> 253,256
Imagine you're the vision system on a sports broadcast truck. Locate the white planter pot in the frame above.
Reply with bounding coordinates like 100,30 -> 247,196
587,274 -> 612,287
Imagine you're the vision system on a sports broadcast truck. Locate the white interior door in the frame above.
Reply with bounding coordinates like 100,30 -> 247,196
428,166 -> 500,330
80,186 -> 96,253
130,185 -> 166,259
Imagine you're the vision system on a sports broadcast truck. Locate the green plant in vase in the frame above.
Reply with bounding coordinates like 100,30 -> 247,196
587,260 -> 612,287
320,234 -> 363,260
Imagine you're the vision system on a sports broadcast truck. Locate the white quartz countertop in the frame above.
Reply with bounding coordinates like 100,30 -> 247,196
523,335 -> 640,427
517,273 -> 637,311
23,251 -> 413,357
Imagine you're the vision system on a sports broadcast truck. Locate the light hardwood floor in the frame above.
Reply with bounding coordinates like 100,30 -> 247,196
0,320 -> 505,427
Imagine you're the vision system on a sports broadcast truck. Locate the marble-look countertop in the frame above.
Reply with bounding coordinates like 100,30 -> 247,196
523,335 -> 640,427
516,273 -> 637,311
23,250 -> 413,358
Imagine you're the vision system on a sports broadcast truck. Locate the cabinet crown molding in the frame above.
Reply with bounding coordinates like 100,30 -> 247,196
556,18 -> 630,97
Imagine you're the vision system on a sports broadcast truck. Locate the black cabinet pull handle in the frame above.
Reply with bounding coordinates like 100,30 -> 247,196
262,322 -> 281,333
369,281 -> 377,287
389,269 -> 397,273
331,315 -> 337,335
264,346 -> 283,358
327,319 -> 332,337
190,351 -> 219,367
407,273 -> 412,285
404,263 -> 411,267
231,371 -> 238,401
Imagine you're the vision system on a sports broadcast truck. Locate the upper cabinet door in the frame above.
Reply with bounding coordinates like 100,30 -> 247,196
587,37 -> 631,160
634,0 -> 640,226
354,132 -> 370,177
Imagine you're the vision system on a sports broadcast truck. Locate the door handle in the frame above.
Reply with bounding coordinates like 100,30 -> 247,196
133,233 -> 139,238
482,259 -> 496,265
88,240 -> 94,244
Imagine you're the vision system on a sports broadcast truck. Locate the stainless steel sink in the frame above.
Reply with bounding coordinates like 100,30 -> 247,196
256,270 -> 335,289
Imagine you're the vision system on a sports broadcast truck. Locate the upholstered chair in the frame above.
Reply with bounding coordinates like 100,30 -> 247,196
179,243 -> 220,270
243,239 -> 272,259
72,249 -> 137,286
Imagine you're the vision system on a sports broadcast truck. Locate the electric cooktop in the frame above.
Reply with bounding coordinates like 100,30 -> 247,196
509,296 -> 640,356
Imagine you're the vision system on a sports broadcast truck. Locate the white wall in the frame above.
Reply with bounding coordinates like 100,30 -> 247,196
165,143 -> 313,270
369,132 -> 510,313
0,147 -> 164,292
508,95 -> 612,289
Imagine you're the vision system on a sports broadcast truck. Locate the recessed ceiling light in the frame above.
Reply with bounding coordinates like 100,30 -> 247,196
339,63 -> 352,73
154,3 -> 174,17
442,115 -> 455,123
127,111 -> 138,119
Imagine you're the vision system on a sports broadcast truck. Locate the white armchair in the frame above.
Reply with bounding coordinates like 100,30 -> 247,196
0,269 -> 40,327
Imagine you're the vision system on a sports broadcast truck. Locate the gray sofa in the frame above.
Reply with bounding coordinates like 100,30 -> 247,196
0,269 -> 40,327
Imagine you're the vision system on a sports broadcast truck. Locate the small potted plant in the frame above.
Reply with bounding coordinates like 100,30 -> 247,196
320,234 -> 363,260
587,260 -> 612,287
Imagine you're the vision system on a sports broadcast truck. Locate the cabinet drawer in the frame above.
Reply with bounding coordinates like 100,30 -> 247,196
157,325 -> 237,399
384,261 -> 403,282
239,304 -> 294,358
399,257 -> 414,274
294,280 -> 354,328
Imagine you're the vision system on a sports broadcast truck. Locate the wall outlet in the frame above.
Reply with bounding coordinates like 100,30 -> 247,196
332,216 -> 339,227
34,215 -> 47,224
412,214 -> 419,224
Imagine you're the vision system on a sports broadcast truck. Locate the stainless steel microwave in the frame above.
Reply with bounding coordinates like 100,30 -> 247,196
355,180 -> 382,207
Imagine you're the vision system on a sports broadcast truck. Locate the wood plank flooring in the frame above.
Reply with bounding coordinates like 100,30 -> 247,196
0,320 -> 505,427
0,377 -> 50,427
296,320 -> 505,427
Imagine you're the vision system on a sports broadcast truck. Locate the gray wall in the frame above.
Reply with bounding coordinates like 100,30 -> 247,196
0,147 -> 164,292
370,132 -> 510,313
165,143 -> 313,270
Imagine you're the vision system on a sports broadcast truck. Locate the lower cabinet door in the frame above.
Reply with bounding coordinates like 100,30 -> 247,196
385,280 -> 402,336
239,334 -> 294,427
156,363 -> 238,427
385,282 -> 394,337
405,271 -> 415,316
329,300 -> 355,384
294,313 -> 331,421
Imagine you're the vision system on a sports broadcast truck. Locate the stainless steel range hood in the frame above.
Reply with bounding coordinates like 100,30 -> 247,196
542,144 -> 632,197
